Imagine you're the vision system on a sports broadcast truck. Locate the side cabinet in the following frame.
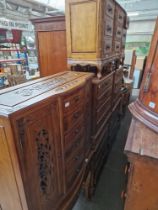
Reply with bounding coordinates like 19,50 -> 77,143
12,102 -> 63,210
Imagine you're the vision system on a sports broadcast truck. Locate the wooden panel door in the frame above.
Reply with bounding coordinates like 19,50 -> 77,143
38,31 -> 67,76
14,103 -> 63,210
0,126 -> 23,210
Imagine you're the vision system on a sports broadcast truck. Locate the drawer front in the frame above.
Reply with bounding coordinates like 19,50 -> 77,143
63,108 -> 84,133
105,0 -> 115,19
62,88 -> 84,115
114,41 -> 121,53
96,107 -> 111,132
115,26 -> 122,40
66,151 -> 84,188
64,122 -> 84,152
97,86 -> 112,108
103,37 -> 113,56
104,16 -> 114,37
96,76 -> 113,97
96,97 -> 111,122
117,8 -> 125,26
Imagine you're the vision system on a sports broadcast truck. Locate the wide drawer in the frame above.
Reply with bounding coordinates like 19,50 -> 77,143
103,37 -> 113,56
96,76 -> 113,98
104,16 -> 114,37
105,0 -> 115,19
96,86 -> 112,108
64,122 -> 84,152
62,87 -> 84,115
65,151 -> 84,188
96,97 -> 111,122
114,41 -> 121,53
63,107 -> 84,133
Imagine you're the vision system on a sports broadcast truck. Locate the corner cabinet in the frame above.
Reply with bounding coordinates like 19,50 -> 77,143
31,16 -> 67,77
0,71 -> 94,210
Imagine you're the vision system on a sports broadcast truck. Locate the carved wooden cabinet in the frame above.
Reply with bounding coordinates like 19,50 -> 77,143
0,71 -> 94,210
31,16 -> 67,77
124,19 -> 158,210
65,0 -> 128,77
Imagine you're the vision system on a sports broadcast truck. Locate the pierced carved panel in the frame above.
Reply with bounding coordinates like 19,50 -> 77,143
36,128 -> 54,195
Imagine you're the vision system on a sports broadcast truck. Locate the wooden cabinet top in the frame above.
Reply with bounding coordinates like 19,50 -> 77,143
125,118 -> 158,160
31,15 -> 66,31
0,71 -> 94,117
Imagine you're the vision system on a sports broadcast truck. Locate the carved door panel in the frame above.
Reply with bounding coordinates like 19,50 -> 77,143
14,103 -> 63,210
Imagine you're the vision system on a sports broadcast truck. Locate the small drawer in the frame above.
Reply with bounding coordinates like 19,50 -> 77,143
63,108 -> 83,133
64,122 -> 84,152
62,88 -> 84,115
105,0 -> 115,19
114,41 -> 121,53
116,8 -> 125,26
115,26 -> 122,40
103,37 -> 113,56
104,16 -> 114,37
97,76 -> 113,97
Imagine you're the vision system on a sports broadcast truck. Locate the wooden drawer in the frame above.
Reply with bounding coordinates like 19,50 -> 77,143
115,26 -> 122,40
66,151 -> 84,188
63,107 -> 84,133
104,16 -> 114,37
116,7 -> 125,26
96,97 -> 111,122
96,86 -> 112,108
96,75 -> 113,98
105,0 -> 115,19
62,87 -> 84,115
103,37 -> 113,55
114,41 -> 121,53
64,122 -> 84,152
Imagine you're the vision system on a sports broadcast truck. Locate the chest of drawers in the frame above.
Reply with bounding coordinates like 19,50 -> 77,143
65,0 -> 128,78
0,71 -> 94,210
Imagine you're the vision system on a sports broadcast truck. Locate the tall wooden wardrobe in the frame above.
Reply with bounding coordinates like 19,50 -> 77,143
31,16 -> 67,77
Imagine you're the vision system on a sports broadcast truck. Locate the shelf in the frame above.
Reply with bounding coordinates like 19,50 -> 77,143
0,58 -> 25,63
0,49 -> 20,52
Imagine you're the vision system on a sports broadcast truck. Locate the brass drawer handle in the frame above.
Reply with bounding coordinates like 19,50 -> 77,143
107,25 -> 112,32
106,45 -> 111,50
117,31 -> 121,35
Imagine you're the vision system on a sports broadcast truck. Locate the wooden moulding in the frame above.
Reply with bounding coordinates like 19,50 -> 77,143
129,99 -> 158,133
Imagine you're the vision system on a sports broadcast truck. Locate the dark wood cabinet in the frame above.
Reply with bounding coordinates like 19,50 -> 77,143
31,16 -> 67,77
0,71 -> 94,210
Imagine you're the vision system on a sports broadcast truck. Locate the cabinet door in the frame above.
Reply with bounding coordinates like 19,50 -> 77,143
37,31 -> 67,76
0,126 -> 23,210
14,103 -> 63,210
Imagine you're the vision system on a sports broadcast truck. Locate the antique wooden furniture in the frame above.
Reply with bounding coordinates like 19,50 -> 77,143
65,0 -> 128,77
31,16 -> 67,77
83,67 -> 123,198
124,19 -> 158,210
0,71 -> 94,210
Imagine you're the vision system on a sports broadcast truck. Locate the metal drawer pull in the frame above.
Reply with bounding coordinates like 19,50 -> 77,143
107,25 -> 112,32
107,5 -> 112,13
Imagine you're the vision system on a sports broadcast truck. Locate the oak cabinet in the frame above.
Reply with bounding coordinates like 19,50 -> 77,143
0,71 -> 94,210
31,16 -> 67,77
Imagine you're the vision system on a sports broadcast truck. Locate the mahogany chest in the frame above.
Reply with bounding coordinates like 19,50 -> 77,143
0,71 -> 94,210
